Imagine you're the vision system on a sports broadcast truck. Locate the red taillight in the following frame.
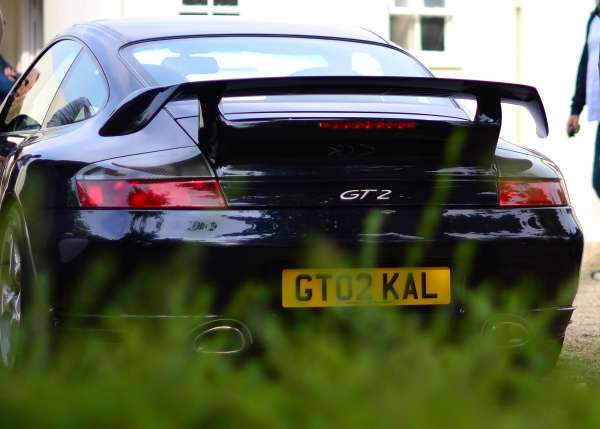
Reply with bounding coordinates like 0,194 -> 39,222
319,120 -> 417,130
76,179 -> 227,209
498,179 -> 569,208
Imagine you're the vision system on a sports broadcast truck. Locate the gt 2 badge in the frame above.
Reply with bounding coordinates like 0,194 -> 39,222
340,189 -> 392,201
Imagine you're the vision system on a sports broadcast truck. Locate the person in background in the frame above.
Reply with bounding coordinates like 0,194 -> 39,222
0,8 -> 18,101
568,3 -> 600,197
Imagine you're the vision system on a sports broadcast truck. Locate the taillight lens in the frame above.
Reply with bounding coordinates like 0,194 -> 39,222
76,179 -> 227,209
498,179 -> 569,208
319,120 -> 417,130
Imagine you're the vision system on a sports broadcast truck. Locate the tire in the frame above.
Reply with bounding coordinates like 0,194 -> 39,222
0,206 -> 30,368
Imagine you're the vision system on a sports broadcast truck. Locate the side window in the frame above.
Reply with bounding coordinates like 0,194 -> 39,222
45,50 -> 108,129
2,40 -> 82,132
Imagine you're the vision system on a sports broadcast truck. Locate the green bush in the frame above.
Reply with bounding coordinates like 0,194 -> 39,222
0,258 -> 596,429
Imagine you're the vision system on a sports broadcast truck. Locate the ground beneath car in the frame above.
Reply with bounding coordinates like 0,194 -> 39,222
561,241 -> 600,370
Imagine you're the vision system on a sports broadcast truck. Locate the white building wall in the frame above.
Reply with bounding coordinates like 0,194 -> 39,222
43,0 -> 122,42
122,0 -> 180,17
239,0 -> 390,38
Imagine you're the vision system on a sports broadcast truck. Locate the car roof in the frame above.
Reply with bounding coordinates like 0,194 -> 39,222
69,16 -> 388,45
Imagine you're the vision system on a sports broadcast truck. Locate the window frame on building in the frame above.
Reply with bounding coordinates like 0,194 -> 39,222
180,0 -> 241,16
388,0 -> 454,63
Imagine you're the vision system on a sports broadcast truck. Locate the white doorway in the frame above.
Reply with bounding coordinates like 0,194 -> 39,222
18,0 -> 43,71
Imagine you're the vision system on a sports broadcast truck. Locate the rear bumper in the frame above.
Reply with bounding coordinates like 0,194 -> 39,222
535,307 -> 576,340
30,206 -> 583,326
53,306 -> 575,353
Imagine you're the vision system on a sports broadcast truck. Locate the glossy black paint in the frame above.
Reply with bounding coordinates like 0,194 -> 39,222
40,206 -> 581,316
0,18 -> 583,344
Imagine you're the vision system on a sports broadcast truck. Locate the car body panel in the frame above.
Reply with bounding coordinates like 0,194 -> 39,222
38,206 -> 582,316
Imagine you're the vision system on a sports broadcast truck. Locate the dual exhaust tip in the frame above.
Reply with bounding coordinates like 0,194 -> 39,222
191,314 -> 535,355
481,314 -> 531,349
191,319 -> 253,355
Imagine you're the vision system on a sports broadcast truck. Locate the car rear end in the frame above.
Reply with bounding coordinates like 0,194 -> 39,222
47,34 -> 583,353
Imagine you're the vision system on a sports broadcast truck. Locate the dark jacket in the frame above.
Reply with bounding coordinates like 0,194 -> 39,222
0,54 -> 15,101
572,11 -> 598,116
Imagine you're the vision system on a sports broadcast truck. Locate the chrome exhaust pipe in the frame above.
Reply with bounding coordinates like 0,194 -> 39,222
481,314 -> 531,349
191,319 -> 252,355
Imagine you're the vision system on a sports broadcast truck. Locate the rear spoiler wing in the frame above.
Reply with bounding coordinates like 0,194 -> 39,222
99,76 -> 549,139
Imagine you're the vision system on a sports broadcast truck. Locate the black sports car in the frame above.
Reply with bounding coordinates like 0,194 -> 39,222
0,17 -> 583,365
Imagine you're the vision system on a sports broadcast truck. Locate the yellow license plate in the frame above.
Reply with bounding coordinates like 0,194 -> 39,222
282,268 -> 451,308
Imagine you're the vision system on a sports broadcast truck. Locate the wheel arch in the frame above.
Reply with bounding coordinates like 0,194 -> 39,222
0,162 -> 38,282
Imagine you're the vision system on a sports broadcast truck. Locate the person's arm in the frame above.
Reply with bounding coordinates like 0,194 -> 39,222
567,15 -> 594,137
571,42 -> 589,117
47,97 -> 92,128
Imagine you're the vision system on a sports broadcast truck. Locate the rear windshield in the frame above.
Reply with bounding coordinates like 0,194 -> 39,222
123,36 -> 454,108
124,36 -> 430,84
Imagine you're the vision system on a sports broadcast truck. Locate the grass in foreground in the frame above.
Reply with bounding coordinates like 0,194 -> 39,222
0,275 -> 598,429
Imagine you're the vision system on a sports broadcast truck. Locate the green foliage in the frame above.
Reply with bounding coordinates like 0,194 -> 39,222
0,258 -> 596,429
